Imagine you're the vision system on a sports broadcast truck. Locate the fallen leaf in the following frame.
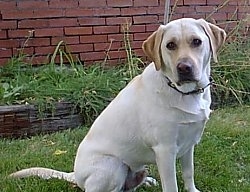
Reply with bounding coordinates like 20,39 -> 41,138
54,149 -> 67,155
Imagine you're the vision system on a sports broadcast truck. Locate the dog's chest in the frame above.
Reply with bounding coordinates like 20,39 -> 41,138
176,119 -> 206,157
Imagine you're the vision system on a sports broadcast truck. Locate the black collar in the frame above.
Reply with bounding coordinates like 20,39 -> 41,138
165,76 -> 213,95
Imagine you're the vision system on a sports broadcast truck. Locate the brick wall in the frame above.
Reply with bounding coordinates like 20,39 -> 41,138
0,0 -> 249,66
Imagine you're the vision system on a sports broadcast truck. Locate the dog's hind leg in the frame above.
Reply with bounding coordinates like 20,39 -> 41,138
75,156 -> 129,192
123,169 -> 147,191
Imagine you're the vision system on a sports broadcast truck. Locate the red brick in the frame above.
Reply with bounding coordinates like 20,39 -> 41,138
183,13 -> 206,20
29,55 -> 50,65
206,0 -> 224,5
80,35 -> 107,43
13,47 -> 34,56
174,6 -> 195,14
184,0 -> 207,5
93,26 -> 120,34
0,30 -> 7,39
209,12 -> 228,21
33,9 -> 64,19
0,48 -> 12,58
131,40 -> 143,49
18,19 -> 49,29
146,24 -> 160,32
129,25 -> 146,33
26,38 -> 50,47
227,12 -> 238,20
104,59 -> 122,66
65,27 -> 93,35
0,39 -> 19,49
106,17 -> 132,25
17,1 -> 48,9
79,0 -> 107,8
68,44 -> 94,53
147,6 -> 165,14
158,15 -> 164,23
0,21 -> 17,30
221,21 -> 237,31
94,41 -> 122,51
65,8 -> 94,17
238,5 -> 250,13
134,48 -> 145,57
0,1 -> 16,10
121,7 -> 147,16
133,15 -> 158,24
93,8 -> 121,16
78,18 -> 106,26
108,34 -> 124,42
107,50 -> 127,59
8,29 -> 34,38
160,0 -> 183,6
228,1 -> 238,5
107,0 -> 133,7
169,13 -> 184,21
134,32 -> 152,41
35,46 -> 56,55
49,18 -> 79,27
80,51 -> 105,61
49,0 -> 78,8
134,0 -> 159,7
219,5 -> 238,13
0,58 -> 9,66
2,10 -> 34,20
238,12 -> 249,20
35,28 -> 64,37
51,36 -> 80,45
196,6 -> 215,13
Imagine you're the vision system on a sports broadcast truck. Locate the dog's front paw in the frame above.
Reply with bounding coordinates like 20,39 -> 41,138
144,176 -> 158,187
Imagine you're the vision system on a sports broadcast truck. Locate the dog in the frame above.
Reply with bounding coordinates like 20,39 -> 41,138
10,18 -> 226,192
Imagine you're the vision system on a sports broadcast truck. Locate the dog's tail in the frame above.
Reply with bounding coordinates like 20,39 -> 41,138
9,167 -> 76,184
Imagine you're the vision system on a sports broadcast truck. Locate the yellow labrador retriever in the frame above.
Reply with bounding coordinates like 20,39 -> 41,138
10,18 -> 226,192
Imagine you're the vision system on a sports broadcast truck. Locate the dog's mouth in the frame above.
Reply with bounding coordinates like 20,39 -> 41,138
177,71 -> 198,86
176,79 -> 198,86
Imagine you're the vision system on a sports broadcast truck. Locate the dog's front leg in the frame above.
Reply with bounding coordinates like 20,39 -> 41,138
180,146 -> 200,192
154,145 -> 178,192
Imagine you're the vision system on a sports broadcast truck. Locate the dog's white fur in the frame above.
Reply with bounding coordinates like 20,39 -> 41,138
10,18 -> 226,192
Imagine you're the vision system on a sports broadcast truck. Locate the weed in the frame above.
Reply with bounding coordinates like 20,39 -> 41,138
122,21 -> 144,80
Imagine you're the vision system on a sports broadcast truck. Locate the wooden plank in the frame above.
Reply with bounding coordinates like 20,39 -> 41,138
0,102 -> 84,138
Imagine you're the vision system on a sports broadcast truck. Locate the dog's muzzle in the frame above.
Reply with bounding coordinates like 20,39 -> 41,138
177,58 -> 196,85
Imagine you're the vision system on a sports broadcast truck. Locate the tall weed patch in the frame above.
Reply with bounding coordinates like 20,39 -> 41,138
211,23 -> 250,107
0,61 -> 128,125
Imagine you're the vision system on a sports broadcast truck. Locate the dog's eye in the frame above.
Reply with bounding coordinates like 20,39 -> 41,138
191,39 -> 202,47
166,42 -> 177,50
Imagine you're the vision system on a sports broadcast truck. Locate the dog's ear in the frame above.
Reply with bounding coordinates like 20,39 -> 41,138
142,26 -> 164,70
198,19 -> 227,63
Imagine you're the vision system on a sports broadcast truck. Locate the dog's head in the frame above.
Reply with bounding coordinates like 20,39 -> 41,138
142,18 -> 226,92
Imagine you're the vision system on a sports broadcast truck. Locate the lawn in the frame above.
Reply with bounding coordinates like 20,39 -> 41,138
0,106 -> 249,192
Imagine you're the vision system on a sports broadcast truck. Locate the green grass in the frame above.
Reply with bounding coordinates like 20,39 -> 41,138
1,106 -> 249,192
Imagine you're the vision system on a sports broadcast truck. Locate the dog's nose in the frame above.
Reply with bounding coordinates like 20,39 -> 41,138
177,59 -> 195,83
177,63 -> 193,75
